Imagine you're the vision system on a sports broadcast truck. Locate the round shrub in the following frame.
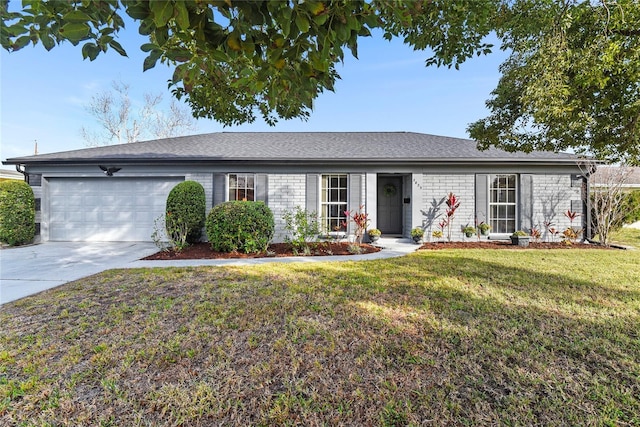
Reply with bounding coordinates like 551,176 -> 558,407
166,180 -> 206,244
206,201 -> 274,253
0,180 -> 35,246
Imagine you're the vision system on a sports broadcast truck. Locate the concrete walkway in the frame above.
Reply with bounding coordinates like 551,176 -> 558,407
1,238 -> 419,305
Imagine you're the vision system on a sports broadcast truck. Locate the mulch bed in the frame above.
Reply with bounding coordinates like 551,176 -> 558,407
143,241 -> 381,260
419,240 -> 614,250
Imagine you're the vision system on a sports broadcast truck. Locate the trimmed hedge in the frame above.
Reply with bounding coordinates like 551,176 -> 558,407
206,201 -> 274,253
0,180 -> 35,246
166,180 -> 206,244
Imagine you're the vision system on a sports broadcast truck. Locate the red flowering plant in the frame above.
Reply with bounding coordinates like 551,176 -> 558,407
563,210 -> 582,244
530,227 -> 542,243
343,205 -> 370,245
444,192 -> 460,242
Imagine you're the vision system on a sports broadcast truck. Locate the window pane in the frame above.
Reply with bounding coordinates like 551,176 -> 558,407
321,174 -> 348,232
489,174 -> 517,232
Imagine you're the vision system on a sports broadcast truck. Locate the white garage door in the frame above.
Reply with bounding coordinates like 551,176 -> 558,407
48,177 -> 184,241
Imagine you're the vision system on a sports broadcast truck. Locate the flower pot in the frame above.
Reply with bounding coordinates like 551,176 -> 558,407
510,236 -> 530,247
465,232 -> 474,238
369,235 -> 380,243
413,236 -> 422,243
480,229 -> 490,236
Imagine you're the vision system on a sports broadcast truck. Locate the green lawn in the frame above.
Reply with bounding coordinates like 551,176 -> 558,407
1,248 -> 639,426
611,227 -> 640,248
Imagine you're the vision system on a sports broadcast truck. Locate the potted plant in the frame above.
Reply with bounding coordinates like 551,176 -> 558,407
463,225 -> 476,238
510,230 -> 530,247
478,222 -> 491,236
367,228 -> 381,243
411,227 -> 424,243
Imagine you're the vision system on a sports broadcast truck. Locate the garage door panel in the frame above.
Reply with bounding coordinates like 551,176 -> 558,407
48,177 -> 184,241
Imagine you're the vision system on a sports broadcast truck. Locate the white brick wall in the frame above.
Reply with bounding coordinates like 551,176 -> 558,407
422,174 -> 476,241
267,174 -> 306,242
531,174 -> 583,241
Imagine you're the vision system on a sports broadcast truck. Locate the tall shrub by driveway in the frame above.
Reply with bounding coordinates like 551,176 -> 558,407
0,180 -> 35,246
206,201 -> 274,253
166,180 -> 206,246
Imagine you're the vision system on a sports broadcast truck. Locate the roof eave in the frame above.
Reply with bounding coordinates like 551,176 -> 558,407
4,156 -> 581,167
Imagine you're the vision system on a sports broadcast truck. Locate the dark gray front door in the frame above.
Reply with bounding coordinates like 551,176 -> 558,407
377,176 -> 403,234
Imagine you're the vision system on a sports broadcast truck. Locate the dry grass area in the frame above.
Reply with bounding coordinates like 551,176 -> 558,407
1,248 -> 639,426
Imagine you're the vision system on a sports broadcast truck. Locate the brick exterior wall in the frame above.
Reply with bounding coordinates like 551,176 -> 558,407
421,174 -> 476,241
176,172 -> 582,244
267,174 -> 306,242
531,174 -> 583,241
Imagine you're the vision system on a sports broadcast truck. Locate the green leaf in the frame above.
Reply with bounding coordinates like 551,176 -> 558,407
140,43 -> 159,52
12,35 -> 31,50
150,1 -> 173,27
62,10 -> 91,23
60,23 -> 90,42
174,1 -> 190,30
108,39 -> 127,57
295,13 -> 310,33
126,4 -> 151,20
41,34 -> 55,51
81,42 -> 100,60
210,49 -> 228,62
143,50 -> 161,71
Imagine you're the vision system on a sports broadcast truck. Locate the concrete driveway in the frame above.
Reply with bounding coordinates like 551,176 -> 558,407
0,242 -> 158,305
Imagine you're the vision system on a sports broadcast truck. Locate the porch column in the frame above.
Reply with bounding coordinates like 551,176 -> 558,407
411,173 -> 423,233
365,173 -> 377,230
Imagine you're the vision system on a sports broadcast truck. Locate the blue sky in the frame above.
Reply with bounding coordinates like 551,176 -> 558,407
1,22 -> 508,167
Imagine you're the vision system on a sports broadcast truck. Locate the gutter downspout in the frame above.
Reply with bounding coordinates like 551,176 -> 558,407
15,164 -> 28,183
583,163 -> 597,241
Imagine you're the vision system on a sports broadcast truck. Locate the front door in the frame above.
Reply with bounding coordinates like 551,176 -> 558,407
377,176 -> 403,235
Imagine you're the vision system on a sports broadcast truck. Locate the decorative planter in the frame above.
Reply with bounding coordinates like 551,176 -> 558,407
369,235 -> 380,243
480,229 -> 490,236
465,232 -> 474,238
413,235 -> 423,244
510,236 -> 530,247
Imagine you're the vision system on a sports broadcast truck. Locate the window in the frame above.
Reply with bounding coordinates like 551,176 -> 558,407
228,174 -> 255,201
489,174 -> 517,233
321,174 -> 348,233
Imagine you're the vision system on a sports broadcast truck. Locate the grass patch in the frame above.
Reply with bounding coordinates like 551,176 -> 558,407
1,249 -> 639,425
611,227 -> 640,247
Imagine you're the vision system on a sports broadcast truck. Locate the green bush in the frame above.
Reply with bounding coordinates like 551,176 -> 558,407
282,206 -> 320,252
0,180 -> 35,246
166,180 -> 206,247
206,201 -> 274,253
622,190 -> 640,225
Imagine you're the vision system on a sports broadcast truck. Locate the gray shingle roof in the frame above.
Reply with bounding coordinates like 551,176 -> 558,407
4,132 -> 579,164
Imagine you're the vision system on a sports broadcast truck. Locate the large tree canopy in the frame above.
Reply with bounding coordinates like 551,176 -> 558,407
2,0 -> 639,163
468,0 -> 640,164
0,0 -> 497,125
